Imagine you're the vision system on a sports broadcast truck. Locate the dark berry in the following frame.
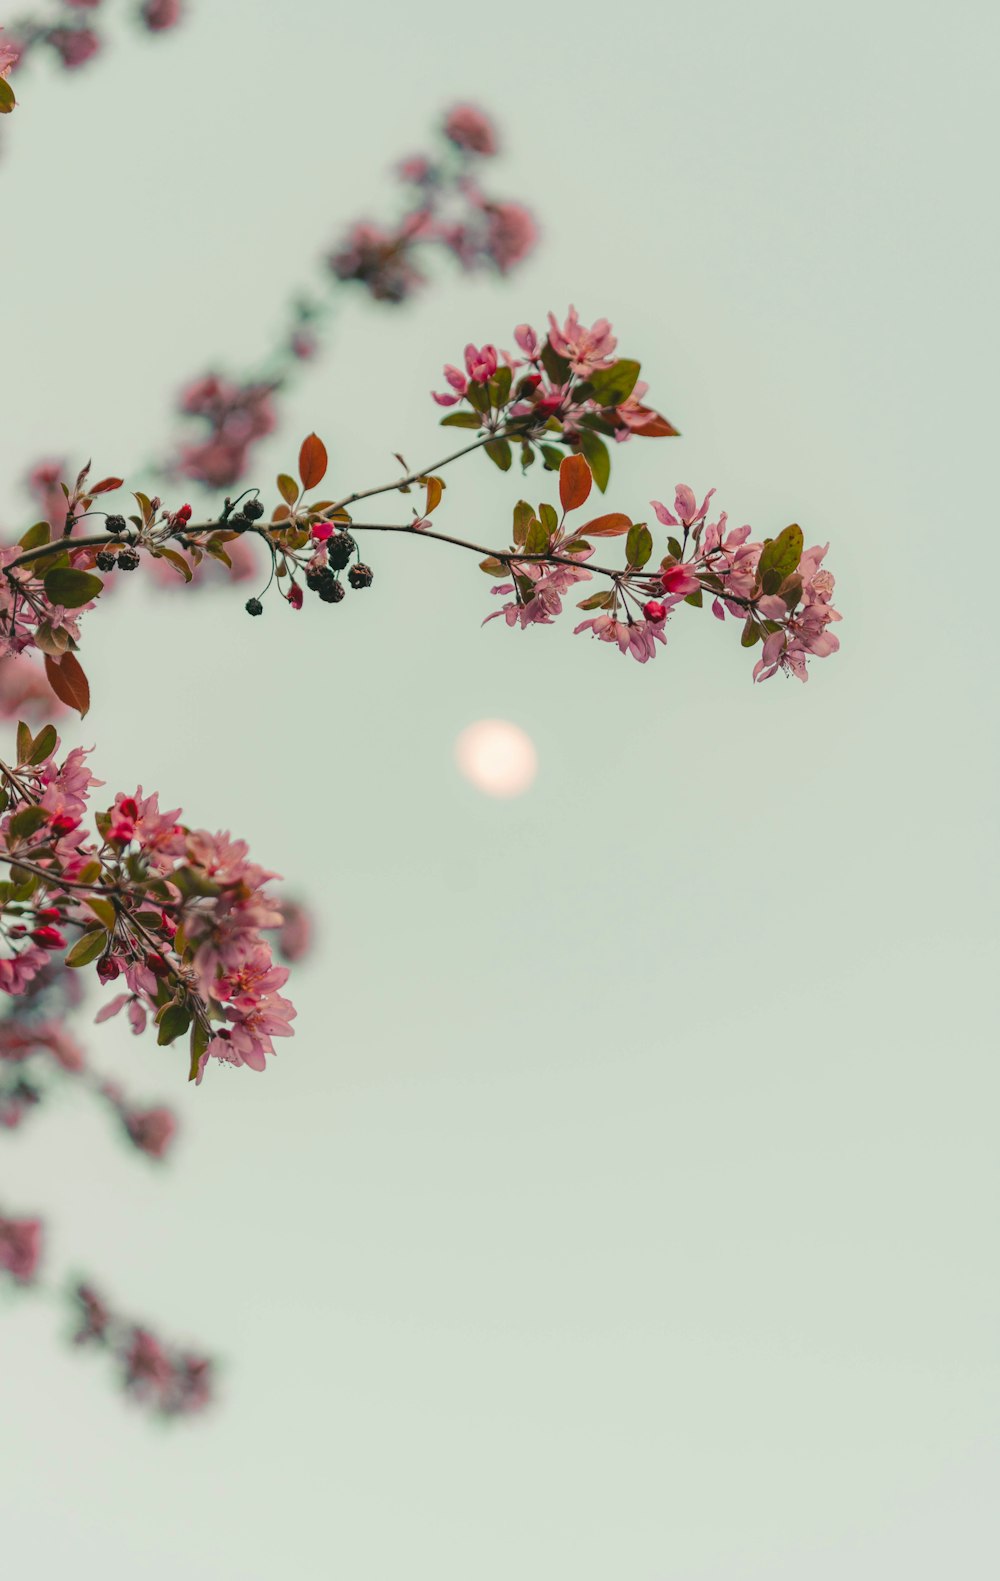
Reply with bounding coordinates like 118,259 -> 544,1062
242,498 -> 264,521
326,531 -> 356,571
117,547 -> 140,571
105,514 -> 126,534
348,562 -> 373,590
305,568 -> 332,592
96,551 -> 117,572
319,578 -> 345,604
245,597 -> 263,617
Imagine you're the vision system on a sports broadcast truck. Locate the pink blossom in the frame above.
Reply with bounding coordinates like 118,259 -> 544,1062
444,104 -> 498,156
432,363 -> 469,407
651,486 -> 717,530
481,201 -> 538,273
464,343 -> 498,383
573,614 -> 667,664
140,0 -> 183,30
661,564 -> 701,598
121,1105 -> 177,1160
47,27 -> 100,68
547,306 -> 617,376
0,1214 -> 42,1283
514,324 -> 540,358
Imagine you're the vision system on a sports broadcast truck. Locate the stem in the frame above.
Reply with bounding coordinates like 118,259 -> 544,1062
327,432 -> 504,513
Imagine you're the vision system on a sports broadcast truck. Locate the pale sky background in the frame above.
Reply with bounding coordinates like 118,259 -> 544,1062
1,1 -> 998,1576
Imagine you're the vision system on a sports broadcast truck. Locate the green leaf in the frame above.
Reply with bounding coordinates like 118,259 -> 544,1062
589,358 -> 641,406
757,523 -> 804,583
85,898 -> 117,932
511,500 -> 534,547
684,589 -> 704,608
539,503 -> 558,539
27,724 -> 57,766
465,381 -> 490,416
43,567 -> 104,609
479,557 -> 508,577
489,366 -> 513,408
484,438 -> 512,471
741,618 -> 762,648
8,805 -> 48,840
563,539 -> 592,555
525,517 -> 549,556
157,1002 -> 193,1047
0,79 -> 16,115
19,522 -> 51,552
65,929 -> 109,968
519,442 -> 536,471
539,444 -> 564,471
540,342 -> 571,384
439,412 -> 483,429
667,536 -> 684,560
626,524 -> 653,570
16,721 -> 32,764
189,1019 -> 211,1081
577,589 -> 615,611
578,430 -> 611,493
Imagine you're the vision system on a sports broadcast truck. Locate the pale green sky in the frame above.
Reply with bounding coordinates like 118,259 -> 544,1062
1,1 -> 998,1577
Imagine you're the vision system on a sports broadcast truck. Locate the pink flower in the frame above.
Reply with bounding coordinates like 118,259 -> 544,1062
444,104 -> 498,156
573,614 -> 667,664
547,306 -> 617,376
121,1105 -> 177,1160
481,201 -> 538,273
661,564 -> 701,598
0,1214 -> 42,1283
514,324 -> 540,358
140,0 -> 183,30
47,27 -> 101,68
431,364 -> 468,407
651,486 -> 717,530
464,343 -> 498,383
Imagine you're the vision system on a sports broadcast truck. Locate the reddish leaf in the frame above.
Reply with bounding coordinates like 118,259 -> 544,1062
424,475 -> 444,515
44,653 -> 91,718
298,434 -> 328,491
89,476 -> 124,495
577,513 -> 632,538
632,410 -> 680,438
559,453 -> 592,512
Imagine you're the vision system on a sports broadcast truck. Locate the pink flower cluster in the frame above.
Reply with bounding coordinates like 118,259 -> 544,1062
476,456 -> 841,677
432,307 -> 678,486
175,374 -> 277,489
328,105 -> 537,303
71,1283 -> 213,1418
1,730 -> 296,1080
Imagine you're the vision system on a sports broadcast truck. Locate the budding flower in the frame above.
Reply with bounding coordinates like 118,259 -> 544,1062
97,954 -> 121,984
286,584 -> 304,611
49,813 -> 78,837
32,926 -> 67,950
643,600 -> 667,623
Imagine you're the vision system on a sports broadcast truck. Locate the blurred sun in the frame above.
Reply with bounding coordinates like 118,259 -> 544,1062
454,719 -> 538,797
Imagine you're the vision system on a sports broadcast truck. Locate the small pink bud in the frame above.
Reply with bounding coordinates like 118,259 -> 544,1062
287,584 -> 304,611
643,600 -> 667,623
312,522 -> 334,541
